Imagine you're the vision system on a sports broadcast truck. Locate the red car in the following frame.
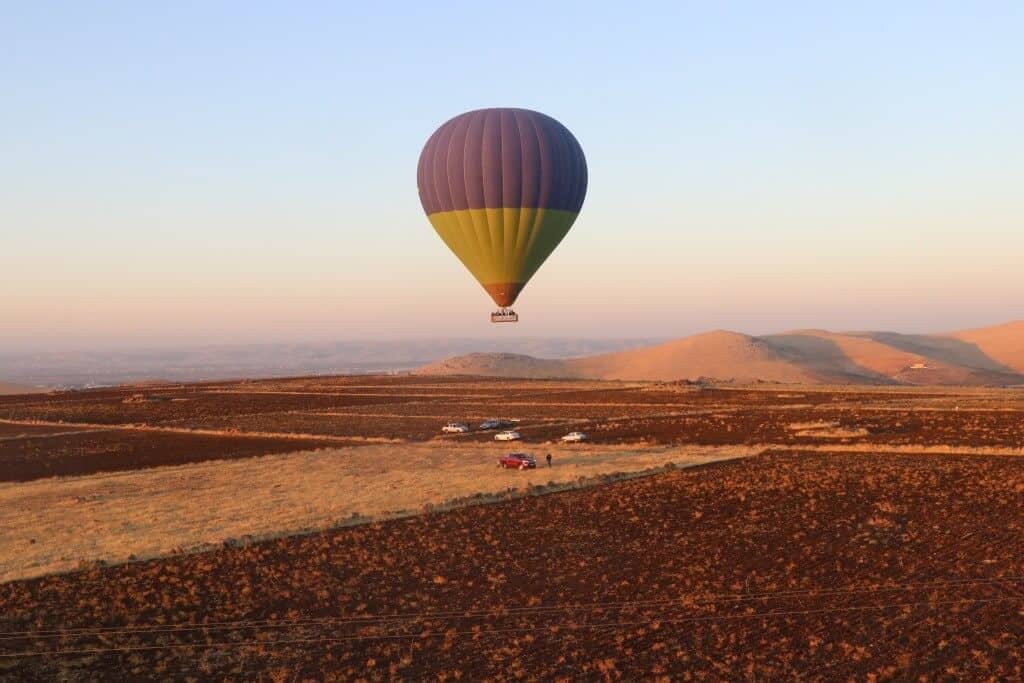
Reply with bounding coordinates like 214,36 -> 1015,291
498,453 -> 537,470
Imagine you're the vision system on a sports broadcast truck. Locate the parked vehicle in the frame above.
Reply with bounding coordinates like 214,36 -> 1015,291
499,453 -> 536,469
561,431 -> 587,443
442,422 -> 470,434
479,419 -> 514,430
494,430 -> 521,442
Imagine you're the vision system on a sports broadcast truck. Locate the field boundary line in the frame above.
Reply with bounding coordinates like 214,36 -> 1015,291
767,444 -> 1024,457
0,428 -> 116,442
0,418 -> 394,444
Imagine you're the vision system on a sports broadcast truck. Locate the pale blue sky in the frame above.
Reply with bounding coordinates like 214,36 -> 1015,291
2,2 -> 1022,352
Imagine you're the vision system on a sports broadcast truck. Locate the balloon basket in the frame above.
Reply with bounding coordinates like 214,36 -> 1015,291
490,309 -> 519,323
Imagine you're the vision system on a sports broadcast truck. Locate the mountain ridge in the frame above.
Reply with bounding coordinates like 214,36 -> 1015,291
416,321 -> 1024,386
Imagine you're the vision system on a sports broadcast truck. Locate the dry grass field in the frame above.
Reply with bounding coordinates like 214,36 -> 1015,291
1,375 -> 1024,679
0,441 -> 753,583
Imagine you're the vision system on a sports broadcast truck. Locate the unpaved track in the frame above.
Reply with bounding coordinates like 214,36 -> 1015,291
778,443 -> 1024,457
0,428 -> 114,442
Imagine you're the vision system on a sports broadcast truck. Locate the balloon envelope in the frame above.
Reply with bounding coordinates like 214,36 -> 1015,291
417,108 -> 587,307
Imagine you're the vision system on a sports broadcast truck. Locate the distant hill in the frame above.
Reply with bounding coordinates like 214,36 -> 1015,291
416,321 -> 1024,386
946,320 -> 1024,373
571,331 -> 822,384
0,381 -> 44,396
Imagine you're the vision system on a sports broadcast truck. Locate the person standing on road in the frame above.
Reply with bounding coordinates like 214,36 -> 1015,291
546,453 -> 552,468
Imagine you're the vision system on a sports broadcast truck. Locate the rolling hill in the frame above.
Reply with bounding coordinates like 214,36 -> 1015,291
946,320 -> 1024,373
416,321 -> 1024,386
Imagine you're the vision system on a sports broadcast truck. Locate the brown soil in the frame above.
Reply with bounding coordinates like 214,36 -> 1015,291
0,391 -> 417,426
0,430 -> 339,482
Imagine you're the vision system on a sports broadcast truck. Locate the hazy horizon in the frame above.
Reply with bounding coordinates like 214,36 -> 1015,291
3,317 -> 1022,387
4,3 -> 1022,353
2,315 -> 1021,357
0,336 -> 665,386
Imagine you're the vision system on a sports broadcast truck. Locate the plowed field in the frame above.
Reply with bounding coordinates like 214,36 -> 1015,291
1,377 -> 1023,679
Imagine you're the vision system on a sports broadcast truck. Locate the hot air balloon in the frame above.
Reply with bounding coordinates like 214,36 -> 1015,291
417,108 -> 587,323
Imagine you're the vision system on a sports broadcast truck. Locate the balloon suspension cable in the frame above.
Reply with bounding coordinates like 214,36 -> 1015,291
491,309 -> 519,323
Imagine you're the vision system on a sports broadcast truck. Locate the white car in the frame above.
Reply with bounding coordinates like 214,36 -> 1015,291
494,430 -> 521,442
442,422 -> 470,434
561,431 -> 587,443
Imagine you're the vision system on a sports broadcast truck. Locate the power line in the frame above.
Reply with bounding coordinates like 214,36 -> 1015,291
2,596 -> 1020,659
2,574 -> 1019,641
